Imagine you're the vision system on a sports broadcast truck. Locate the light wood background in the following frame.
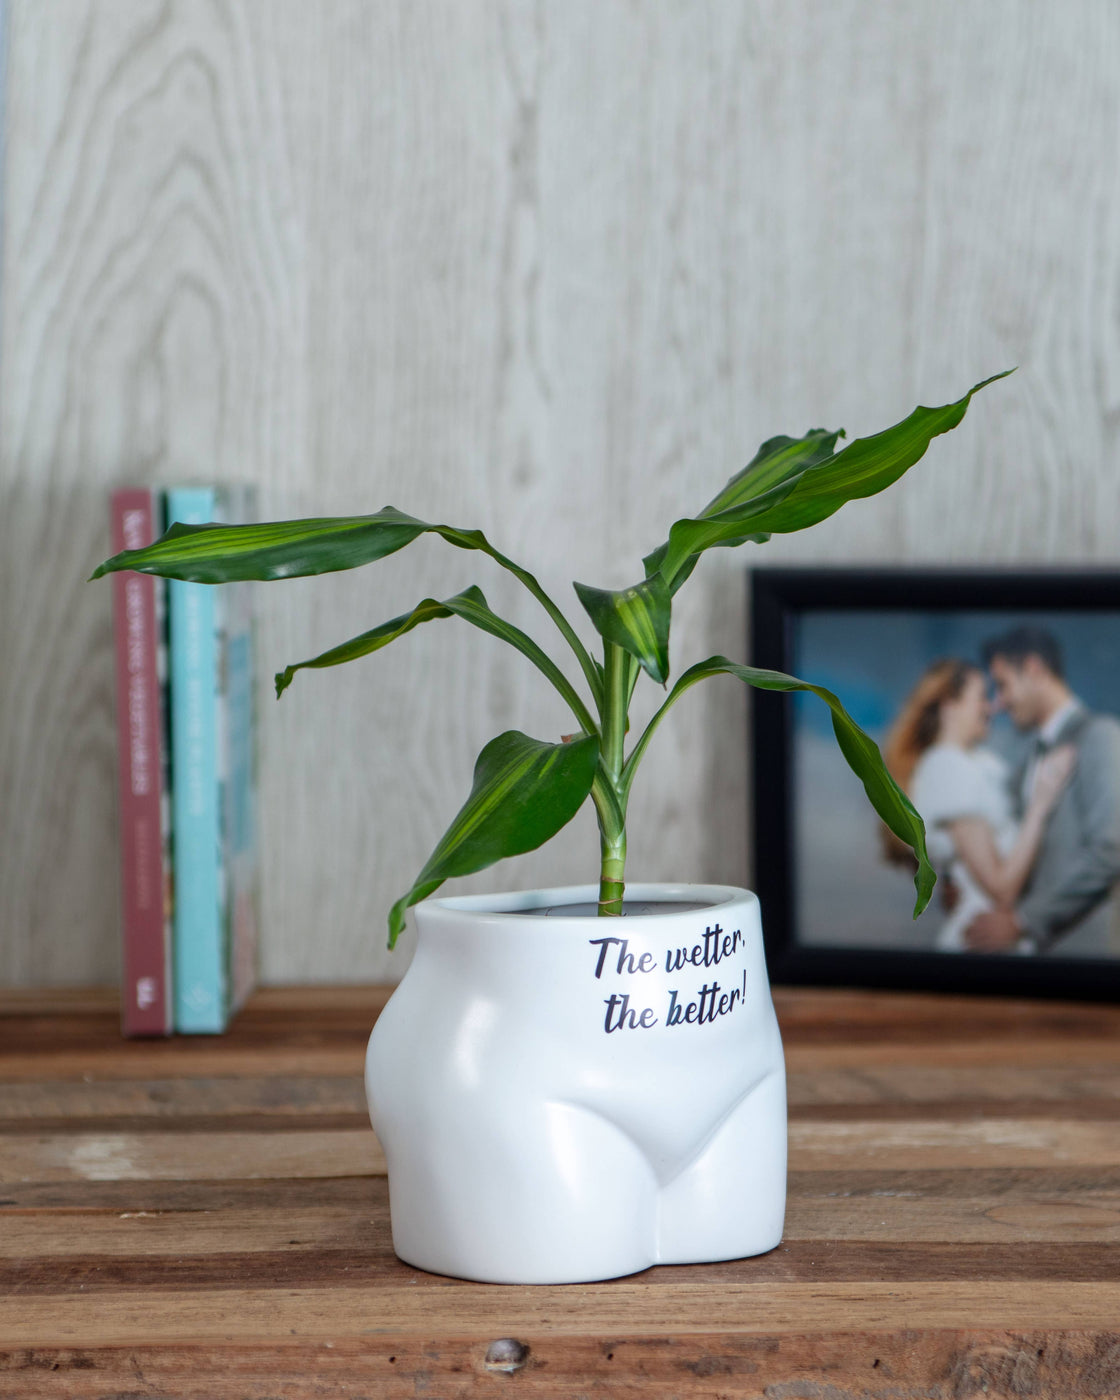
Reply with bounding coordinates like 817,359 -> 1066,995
1,1 -> 1117,986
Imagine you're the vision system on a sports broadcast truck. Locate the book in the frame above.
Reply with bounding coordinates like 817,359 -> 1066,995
165,485 -> 260,1033
110,489 -> 173,1037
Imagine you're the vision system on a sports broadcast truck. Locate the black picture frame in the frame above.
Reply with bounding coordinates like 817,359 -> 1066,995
750,567 -> 1120,1002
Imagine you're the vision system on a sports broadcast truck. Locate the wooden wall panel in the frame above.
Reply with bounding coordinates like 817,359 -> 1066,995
1,1 -> 1116,985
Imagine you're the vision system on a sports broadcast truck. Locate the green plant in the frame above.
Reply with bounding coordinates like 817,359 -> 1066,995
93,373 -> 1009,945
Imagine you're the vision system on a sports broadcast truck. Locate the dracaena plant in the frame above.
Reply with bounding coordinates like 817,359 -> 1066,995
93,372 -> 1009,946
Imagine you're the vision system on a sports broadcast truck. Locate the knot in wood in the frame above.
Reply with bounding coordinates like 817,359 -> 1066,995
484,1338 -> 530,1373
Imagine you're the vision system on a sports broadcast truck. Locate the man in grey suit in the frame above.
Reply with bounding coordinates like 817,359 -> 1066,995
966,626 -> 1120,954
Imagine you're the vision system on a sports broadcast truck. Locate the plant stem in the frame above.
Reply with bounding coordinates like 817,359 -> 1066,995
596,642 -> 630,915
598,827 -> 627,916
601,642 -> 629,774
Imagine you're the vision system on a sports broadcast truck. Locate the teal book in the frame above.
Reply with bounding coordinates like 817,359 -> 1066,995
166,485 -> 259,1033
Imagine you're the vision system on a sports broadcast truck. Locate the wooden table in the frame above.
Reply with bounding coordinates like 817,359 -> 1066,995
1,985 -> 1118,1398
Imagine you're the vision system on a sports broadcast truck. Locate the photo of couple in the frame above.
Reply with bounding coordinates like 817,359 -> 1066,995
787,601 -> 1120,963
880,627 -> 1120,957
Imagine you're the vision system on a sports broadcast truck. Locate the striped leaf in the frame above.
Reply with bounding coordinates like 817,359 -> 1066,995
573,574 -> 671,683
90,508 -> 430,583
388,730 -> 600,946
625,656 -> 934,917
700,428 -> 846,516
643,428 -> 842,591
90,505 -> 602,706
275,591 -> 468,697
650,372 -> 1011,588
274,585 -> 595,733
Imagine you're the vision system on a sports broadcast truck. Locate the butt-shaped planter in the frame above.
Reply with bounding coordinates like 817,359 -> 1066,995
365,883 -> 786,1283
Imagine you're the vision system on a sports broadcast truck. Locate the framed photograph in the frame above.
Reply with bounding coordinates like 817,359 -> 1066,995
751,568 -> 1120,1000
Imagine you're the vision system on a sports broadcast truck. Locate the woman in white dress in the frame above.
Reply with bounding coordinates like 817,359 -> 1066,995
881,660 -> 1075,952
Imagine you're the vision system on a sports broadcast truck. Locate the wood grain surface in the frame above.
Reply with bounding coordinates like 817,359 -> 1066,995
2,3 -> 1119,986
1,985 -> 1118,1398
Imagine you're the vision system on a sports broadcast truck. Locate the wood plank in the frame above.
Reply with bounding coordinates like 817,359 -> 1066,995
788,1194 -> 1120,1242
23,984 -> 1109,1031
7,984 -> 1117,1038
2,1238 -> 1117,1292
5,1113 -> 1117,1184
0,990 -> 380,1061
0,1176 -> 383,1212
0,986 -> 386,1016
0,1130 -> 383,1183
787,1063 -> 1120,1106
8,1099 -> 1120,1137
789,1165 -> 1120,1196
6,1164 -> 1120,1213
0,1208 -> 379,1259
0,1330 -> 1114,1400
785,1038 -> 1120,1070
0,1114 -> 371,1135
5,1182 -> 1120,1263
790,1098 -> 1120,1121
0,1075 -> 366,1120
7,1079 -> 1120,1126
9,1035 -> 1119,1082
2,1070 -> 1118,1127
789,1118 -> 1120,1169
0,1048 -> 367,1082
772,987 -> 1120,1037
3,1281 -> 1119,1346
2,985 -> 1118,1077
5,1242 -> 1120,1298
0,1010 -> 375,1053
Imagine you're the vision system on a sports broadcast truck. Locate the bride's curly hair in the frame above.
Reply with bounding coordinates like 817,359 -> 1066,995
879,658 -> 978,869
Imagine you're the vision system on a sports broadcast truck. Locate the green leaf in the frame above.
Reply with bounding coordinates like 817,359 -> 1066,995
652,372 -> 1012,587
573,574 -> 672,684
642,432 -> 840,590
699,428 -> 845,517
90,508 -> 429,583
275,590 -> 466,697
624,656 -> 934,917
387,730 -> 600,947
274,585 -> 597,734
90,505 -> 602,708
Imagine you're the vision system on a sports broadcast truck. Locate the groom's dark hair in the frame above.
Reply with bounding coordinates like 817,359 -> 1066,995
981,625 -> 1065,679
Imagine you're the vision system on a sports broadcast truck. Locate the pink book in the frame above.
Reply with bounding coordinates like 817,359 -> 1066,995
111,489 -> 173,1036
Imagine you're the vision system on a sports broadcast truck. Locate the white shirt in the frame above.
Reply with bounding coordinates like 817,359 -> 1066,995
911,743 -> 1018,952
1039,697 -> 1082,746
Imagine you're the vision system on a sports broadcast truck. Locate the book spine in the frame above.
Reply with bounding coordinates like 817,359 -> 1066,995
111,489 -> 172,1036
167,486 -> 227,1033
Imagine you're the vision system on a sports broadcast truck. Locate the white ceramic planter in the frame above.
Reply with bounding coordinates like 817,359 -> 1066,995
365,883 -> 786,1284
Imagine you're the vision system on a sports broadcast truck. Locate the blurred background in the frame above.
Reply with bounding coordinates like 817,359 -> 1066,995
792,608 -> 1120,954
0,0 -> 1116,986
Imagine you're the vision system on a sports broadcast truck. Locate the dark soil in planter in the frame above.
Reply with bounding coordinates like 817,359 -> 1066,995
524,900 -> 709,917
